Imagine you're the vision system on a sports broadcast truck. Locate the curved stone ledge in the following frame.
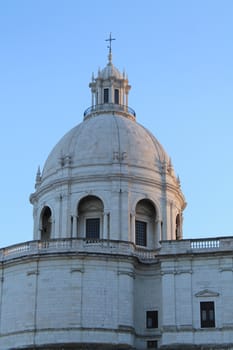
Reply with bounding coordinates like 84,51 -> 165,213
0,238 -> 159,263
2,326 -> 134,350
1,237 -> 233,264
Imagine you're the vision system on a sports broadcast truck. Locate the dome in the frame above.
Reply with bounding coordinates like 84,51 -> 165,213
31,51 -> 185,245
98,61 -> 123,80
42,113 -> 170,182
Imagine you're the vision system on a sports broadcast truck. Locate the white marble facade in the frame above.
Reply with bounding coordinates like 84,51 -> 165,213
0,52 -> 233,350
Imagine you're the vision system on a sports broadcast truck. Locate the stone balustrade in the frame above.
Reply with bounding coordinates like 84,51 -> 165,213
0,236 -> 233,263
83,103 -> 136,119
0,238 -> 154,262
160,236 -> 233,255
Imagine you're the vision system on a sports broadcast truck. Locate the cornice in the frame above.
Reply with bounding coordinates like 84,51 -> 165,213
31,171 -> 184,204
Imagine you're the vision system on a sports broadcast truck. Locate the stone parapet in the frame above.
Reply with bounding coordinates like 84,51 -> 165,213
1,236 -> 233,264
160,237 -> 233,255
0,238 -> 158,263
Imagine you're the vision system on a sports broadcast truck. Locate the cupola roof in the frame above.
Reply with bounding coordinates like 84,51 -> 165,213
98,61 -> 123,80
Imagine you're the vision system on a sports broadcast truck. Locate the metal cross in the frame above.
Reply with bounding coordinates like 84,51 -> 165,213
105,32 -> 116,53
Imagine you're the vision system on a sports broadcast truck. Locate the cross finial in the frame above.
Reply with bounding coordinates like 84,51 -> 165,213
105,32 -> 115,63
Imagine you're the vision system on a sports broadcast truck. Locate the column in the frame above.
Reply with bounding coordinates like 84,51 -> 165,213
110,84 -> 114,103
103,212 -> 108,240
92,90 -> 94,106
33,206 -> 38,240
131,212 -> 135,243
126,92 -> 128,107
98,87 -> 101,104
73,215 -> 78,238
155,219 -> 162,247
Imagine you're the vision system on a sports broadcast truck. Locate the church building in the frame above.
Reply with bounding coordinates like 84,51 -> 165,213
1,38 -> 233,350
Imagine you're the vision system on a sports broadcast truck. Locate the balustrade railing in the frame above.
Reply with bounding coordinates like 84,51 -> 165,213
83,103 -> 136,118
0,238 -> 156,262
0,236 -> 232,262
159,237 -> 232,255
191,239 -> 220,249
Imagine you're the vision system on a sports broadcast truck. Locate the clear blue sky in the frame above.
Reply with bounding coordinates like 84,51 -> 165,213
0,0 -> 232,247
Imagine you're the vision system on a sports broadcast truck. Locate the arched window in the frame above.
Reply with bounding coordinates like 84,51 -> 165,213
135,199 -> 156,248
40,206 -> 52,240
78,196 -> 104,239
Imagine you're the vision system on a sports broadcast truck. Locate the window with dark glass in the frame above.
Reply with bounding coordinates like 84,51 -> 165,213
104,88 -> 109,103
41,206 -> 52,240
200,301 -> 215,328
147,340 -> 158,349
114,89 -> 119,104
86,218 -> 100,239
146,311 -> 158,328
136,220 -> 147,246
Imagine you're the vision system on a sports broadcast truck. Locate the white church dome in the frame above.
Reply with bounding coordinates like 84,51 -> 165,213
31,47 -> 185,246
42,113 -> 170,182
